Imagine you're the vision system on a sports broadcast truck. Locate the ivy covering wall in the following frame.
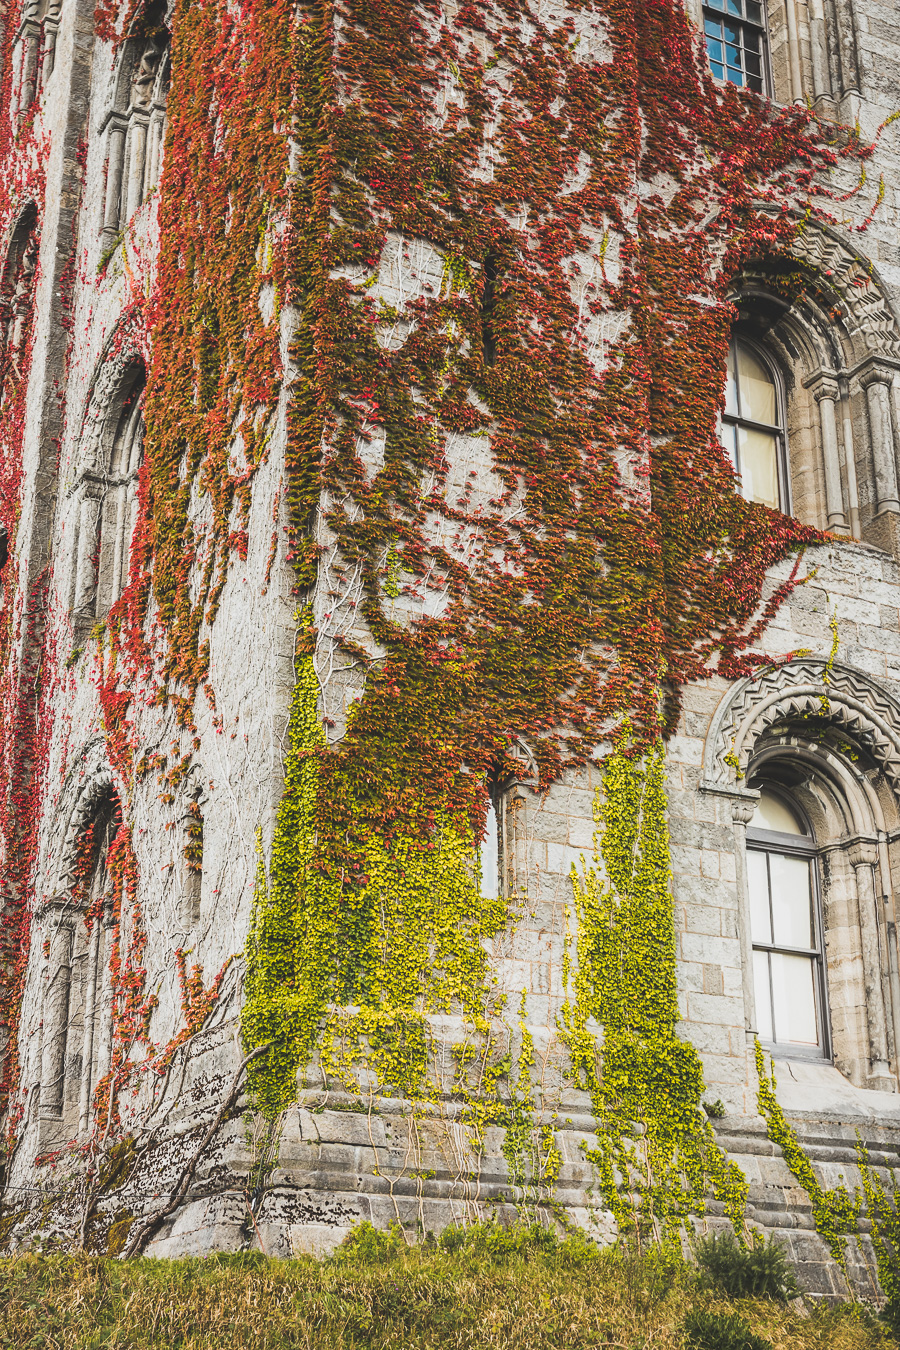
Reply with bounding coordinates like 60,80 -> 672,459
1,0 -> 897,1267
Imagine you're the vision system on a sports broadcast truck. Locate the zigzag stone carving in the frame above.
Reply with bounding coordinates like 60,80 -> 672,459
703,658 -> 900,792
791,224 -> 900,360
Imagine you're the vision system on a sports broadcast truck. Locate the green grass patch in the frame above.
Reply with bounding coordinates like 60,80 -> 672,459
0,1222 -> 893,1349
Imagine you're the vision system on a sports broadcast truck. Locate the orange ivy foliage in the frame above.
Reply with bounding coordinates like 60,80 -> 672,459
91,0 -> 879,859
0,0 -> 884,1145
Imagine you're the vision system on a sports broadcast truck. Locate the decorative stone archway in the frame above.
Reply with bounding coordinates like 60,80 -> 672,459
703,657 -> 900,795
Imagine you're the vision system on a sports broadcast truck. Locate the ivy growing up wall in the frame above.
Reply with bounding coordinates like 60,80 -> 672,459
16,0 -> 888,1234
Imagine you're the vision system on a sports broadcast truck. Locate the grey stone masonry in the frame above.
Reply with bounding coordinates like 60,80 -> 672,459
3,0 -> 900,1303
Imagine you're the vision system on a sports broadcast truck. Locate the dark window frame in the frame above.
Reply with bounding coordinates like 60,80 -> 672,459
722,334 -> 790,513
703,0 -> 773,97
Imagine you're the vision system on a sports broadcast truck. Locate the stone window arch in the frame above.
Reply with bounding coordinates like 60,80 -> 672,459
705,657 -> 900,1093
0,202 -> 39,391
8,1 -> 62,124
99,3 -> 171,253
730,227 -> 900,556
70,361 -> 146,628
40,783 -> 121,1143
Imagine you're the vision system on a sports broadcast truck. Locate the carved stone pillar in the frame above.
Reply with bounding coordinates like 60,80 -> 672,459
73,485 -> 102,615
15,7 -> 41,122
125,115 -> 149,222
40,910 -> 75,1118
40,1 -> 62,90
813,379 -> 848,532
860,366 -> 900,517
78,918 -> 102,1134
101,122 -> 127,250
848,839 -> 895,1092
807,0 -> 832,102
731,791 -> 761,1043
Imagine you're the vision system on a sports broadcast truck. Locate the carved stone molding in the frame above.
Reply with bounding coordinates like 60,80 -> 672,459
74,312 -> 147,479
702,658 -> 900,792
38,738 -> 115,896
791,225 -> 900,362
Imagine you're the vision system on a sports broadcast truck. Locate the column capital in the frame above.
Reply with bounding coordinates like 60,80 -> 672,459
848,837 -> 879,869
812,378 -> 841,404
857,360 -> 897,392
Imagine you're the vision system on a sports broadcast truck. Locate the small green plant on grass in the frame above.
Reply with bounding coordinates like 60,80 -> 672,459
683,1309 -> 772,1350
694,1229 -> 800,1301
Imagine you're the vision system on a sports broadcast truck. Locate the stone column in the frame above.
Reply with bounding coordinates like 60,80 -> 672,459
860,366 -> 900,516
73,488 -> 101,614
125,116 -> 148,221
813,379 -> 848,532
807,0 -> 832,101
16,17 -> 41,121
840,387 -> 861,537
40,4 -> 62,90
101,122 -> 127,250
94,911 -> 115,1090
731,792 -> 761,1043
40,913 -> 75,1118
78,918 -> 102,1134
848,839 -> 895,1092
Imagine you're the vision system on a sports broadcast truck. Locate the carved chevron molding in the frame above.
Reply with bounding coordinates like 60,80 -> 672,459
703,659 -> 900,791
792,226 -> 900,360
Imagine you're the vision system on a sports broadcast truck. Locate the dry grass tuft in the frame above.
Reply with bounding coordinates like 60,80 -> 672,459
0,1227 -> 892,1349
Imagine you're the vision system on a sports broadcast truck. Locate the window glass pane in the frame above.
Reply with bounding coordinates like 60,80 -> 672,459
707,0 -> 726,8
754,951 -> 774,1041
724,342 -> 738,415
736,343 -> 776,424
719,420 -> 737,467
705,18 -> 722,36
727,63 -> 744,86
750,789 -> 805,835
743,29 -> 761,53
771,952 -> 819,1045
747,73 -> 763,93
745,53 -> 762,78
745,0 -> 762,19
724,24 -> 741,43
737,426 -> 779,508
480,798 -> 499,899
769,853 -> 814,949
706,37 -> 724,61
747,850 -> 772,944
726,0 -> 742,13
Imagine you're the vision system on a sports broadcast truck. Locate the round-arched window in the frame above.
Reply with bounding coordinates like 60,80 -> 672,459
746,787 -> 828,1056
720,337 -> 786,511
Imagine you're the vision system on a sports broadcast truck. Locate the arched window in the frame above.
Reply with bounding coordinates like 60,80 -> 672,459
0,204 -> 39,389
72,364 -> 145,624
479,794 -> 500,899
100,6 -> 171,253
95,366 -> 145,615
746,787 -> 828,1056
720,336 -> 787,511
41,788 -> 120,1137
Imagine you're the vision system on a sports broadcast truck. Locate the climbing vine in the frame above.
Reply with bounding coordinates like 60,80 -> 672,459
562,736 -> 747,1238
756,1045 -> 900,1315
1,0 -> 896,1262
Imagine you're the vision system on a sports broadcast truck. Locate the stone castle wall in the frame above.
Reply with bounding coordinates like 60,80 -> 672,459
1,0 -> 900,1296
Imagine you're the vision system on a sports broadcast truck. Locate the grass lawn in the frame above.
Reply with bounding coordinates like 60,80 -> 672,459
0,1223 -> 893,1349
